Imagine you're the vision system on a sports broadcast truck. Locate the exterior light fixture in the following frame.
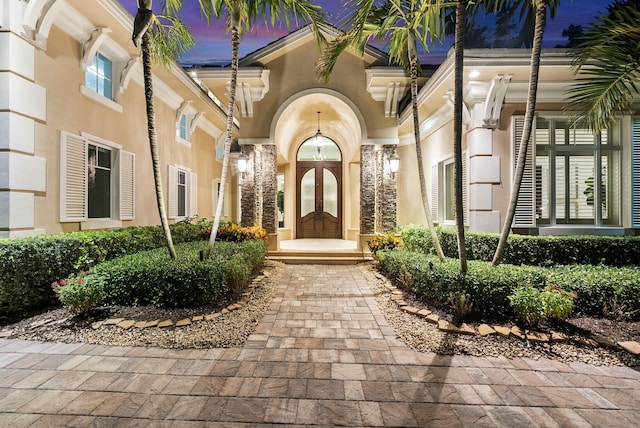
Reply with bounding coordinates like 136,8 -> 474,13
314,111 -> 323,154
237,153 -> 249,178
388,152 -> 400,178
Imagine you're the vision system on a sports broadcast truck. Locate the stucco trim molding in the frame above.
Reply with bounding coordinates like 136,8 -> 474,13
270,88 -> 368,144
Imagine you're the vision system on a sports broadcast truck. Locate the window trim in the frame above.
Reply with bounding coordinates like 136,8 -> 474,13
168,164 -> 197,220
513,114 -> 621,228
60,131 -> 134,227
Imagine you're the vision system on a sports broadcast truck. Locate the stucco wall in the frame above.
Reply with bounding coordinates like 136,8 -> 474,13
32,25 -> 225,234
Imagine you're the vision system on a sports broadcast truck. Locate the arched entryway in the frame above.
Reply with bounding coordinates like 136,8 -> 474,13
296,137 -> 342,238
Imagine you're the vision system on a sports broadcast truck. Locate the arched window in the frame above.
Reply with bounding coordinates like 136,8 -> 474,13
297,136 -> 341,161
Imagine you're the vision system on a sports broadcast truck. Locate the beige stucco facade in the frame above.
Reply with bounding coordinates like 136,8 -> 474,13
1,0 -> 234,238
2,0 -> 639,240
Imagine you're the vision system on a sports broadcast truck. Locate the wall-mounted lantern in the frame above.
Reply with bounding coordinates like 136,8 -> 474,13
388,152 -> 400,178
237,153 -> 249,178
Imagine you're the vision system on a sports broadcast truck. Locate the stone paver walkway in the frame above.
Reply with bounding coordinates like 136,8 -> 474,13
0,264 -> 639,427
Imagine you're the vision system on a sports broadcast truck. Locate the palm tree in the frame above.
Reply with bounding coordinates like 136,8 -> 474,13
491,0 -> 560,266
318,0 -> 455,263
168,0 -> 326,256
566,0 -> 640,133
453,0 -> 469,272
133,0 -> 194,259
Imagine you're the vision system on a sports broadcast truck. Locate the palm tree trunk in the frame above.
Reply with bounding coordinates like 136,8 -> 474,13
142,31 -> 177,259
454,0 -> 468,273
207,25 -> 240,254
410,36 -> 445,262
492,0 -> 546,266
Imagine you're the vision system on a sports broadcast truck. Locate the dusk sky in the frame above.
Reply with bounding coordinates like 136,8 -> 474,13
118,0 -> 613,66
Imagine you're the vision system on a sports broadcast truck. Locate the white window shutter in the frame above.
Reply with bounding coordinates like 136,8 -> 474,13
189,172 -> 198,217
168,165 -> 178,219
431,164 -> 438,222
632,118 -> 640,227
512,116 -> 536,227
118,150 -> 135,220
60,131 -> 88,222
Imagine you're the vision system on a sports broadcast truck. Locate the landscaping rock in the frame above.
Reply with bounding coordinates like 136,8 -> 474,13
176,318 -> 192,327
205,312 -> 222,321
401,306 -> 420,314
493,326 -> 510,338
511,326 -> 526,340
477,324 -> 495,337
417,309 -> 431,318
117,320 -> 135,329
158,320 -> 174,328
438,320 -> 459,333
425,314 -> 439,324
91,321 -> 104,330
458,323 -> 476,335
192,315 -> 204,322
618,341 -> 640,355
526,331 -> 549,343
550,332 -> 569,342
591,335 -> 616,348
573,336 -> 599,347
103,318 -> 124,326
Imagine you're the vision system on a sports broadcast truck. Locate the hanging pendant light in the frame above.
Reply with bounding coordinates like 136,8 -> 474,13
314,111 -> 323,154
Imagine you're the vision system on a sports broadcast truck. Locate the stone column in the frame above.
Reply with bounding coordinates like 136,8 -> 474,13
375,149 -> 384,233
360,145 -> 376,234
261,144 -> 277,235
240,145 -> 255,227
380,145 -> 398,232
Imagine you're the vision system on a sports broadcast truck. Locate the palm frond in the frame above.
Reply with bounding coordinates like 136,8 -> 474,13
566,0 -> 640,132
150,15 -> 195,66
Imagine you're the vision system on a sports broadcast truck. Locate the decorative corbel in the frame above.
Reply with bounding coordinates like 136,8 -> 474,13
176,100 -> 192,122
80,27 -> 112,70
482,74 -> 513,129
189,112 -> 204,135
119,56 -> 140,93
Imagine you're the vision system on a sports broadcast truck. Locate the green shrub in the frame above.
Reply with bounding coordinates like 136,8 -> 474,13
399,224 -> 434,254
402,225 -> 640,267
547,265 -> 640,319
93,240 -> 267,308
508,286 -> 544,327
379,249 -> 640,321
51,271 -> 106,315
508,285 -> 575,327
0,222 -> 211,321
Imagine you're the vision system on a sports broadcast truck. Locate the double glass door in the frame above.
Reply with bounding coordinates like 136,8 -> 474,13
296,161 -> 342,238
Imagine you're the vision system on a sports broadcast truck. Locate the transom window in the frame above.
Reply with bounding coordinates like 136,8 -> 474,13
85,53 -> 113,100
297,136 -> 341,161
534,118 -> 620,226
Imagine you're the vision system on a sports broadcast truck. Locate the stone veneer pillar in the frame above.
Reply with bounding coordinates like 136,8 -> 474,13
260,144 -> 277,235
360,145 -> 376,234
380,145 -> 398,232
240,145 -> 255,227
0,2 -> 47,237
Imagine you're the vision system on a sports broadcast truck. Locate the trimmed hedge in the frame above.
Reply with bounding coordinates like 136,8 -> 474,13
377,250 -> 640,321
93,240 -> 267,308
0,222 -> 211,321
400,224 -> 640,267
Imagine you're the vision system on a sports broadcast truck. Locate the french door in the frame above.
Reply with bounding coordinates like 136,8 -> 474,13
296,161 -> 342,238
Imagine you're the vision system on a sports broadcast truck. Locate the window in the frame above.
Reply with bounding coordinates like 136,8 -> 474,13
431,154 -> 467,225
513,116 -> 621,227
177,114 -> 188,141
88,144 -> 112,218
60,132 -> 135,224
168,165 -> 197,219
212,178 -> 231,220
85,53 -> 113,100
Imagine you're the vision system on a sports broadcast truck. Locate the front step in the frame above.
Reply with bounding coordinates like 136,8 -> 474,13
268,250 -> 372,265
